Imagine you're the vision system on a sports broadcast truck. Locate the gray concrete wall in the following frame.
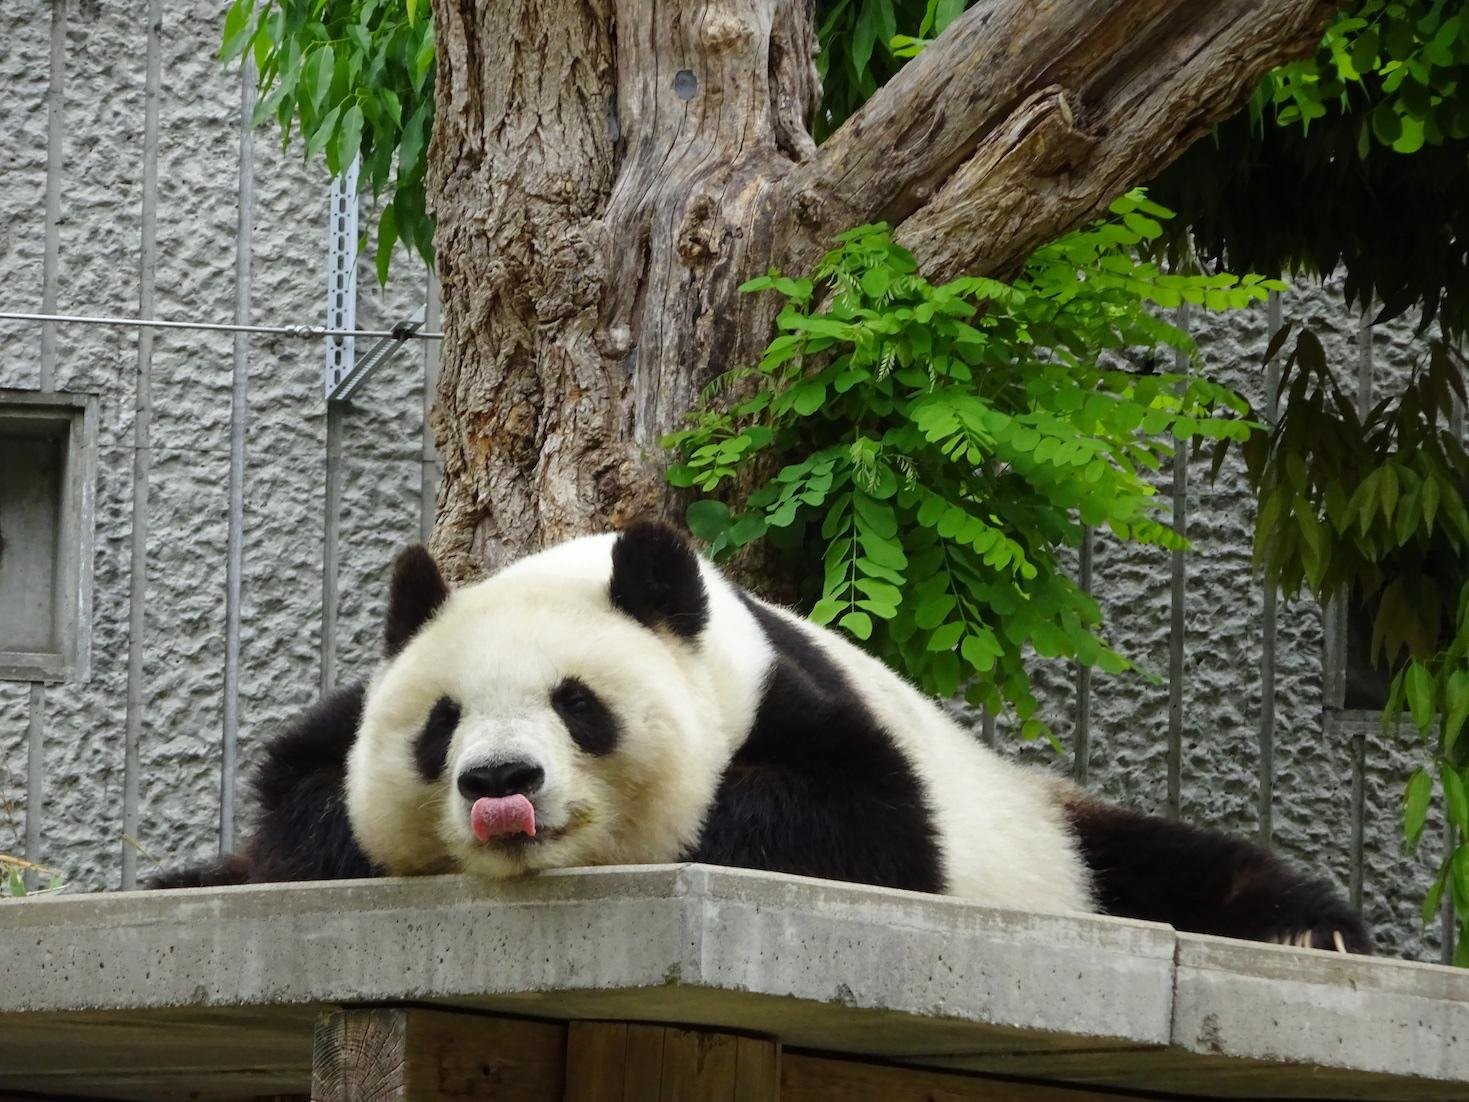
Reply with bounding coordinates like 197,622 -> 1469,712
0,2 -> 1455,964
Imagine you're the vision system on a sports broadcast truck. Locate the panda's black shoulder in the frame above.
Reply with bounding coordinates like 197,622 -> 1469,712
251,683 -> 364,813
148,683 -> 377,888
244,682 -> 377,883
688,592 -> 943,894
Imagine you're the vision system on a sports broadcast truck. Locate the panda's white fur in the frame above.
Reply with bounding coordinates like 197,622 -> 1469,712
347,530 -> 1094,915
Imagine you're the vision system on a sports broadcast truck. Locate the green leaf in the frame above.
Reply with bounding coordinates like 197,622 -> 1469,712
398,98 -> 432,182
685,500 -> 731,542
1445,670 -> 1469,755
914,595 -> 955,630
926,621 -> 964,653
335,103 -> 365,175
960,631 -> 999,673
1454,846 -> 1469,915
1406,661 -> 1437,733
307,43 -> 335,114
304,105 -> 342,161
1443,766 -> 1469,834
220,0 -> 256,61
811,598 -> 844,625
839,610 -> 874,641
375,204 -> 398,286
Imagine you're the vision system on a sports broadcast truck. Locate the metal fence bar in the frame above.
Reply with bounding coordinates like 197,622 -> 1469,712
1348,312 -> 1375,914
23,0 -> 68,889
420,270 -> 441,543
1073,527 -> 1093,785
121,0 -> 164,890
1166,304 -> 1190,819
321,400 -> 344,696
1258,292 -> 1284,847
0,309 -> 441,341
1447,355 -> 1465,965
40,0 -> 64,383
220,58 -> 256,855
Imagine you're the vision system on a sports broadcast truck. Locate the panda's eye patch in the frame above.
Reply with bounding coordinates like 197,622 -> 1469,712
550,677 -> 619,757
413,696 -> 461,781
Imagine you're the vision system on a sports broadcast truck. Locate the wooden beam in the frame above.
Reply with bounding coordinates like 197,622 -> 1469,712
782,1053 -> 1156,1101
564,1022 -> 780,1101
311,1007 -> 566,1100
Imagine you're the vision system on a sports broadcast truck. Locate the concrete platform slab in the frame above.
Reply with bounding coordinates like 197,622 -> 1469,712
0,865 -> 1462,1099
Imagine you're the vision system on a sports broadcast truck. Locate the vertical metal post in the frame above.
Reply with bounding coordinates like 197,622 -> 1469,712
122,0 -> 163,890
321,400 -> 343,696
220,59 -> 256,855
1446,346 -> 1465,965
1166,304 -> 1190,819
1258,292 -> 1283,847
980,708 -> 996,750
1347,312 -> 1374,914
1073,528 -> 1093,785
25,0 -> 67,887
420,269 -> 441,543
319,166 -> 357,696
40,0 -> 64,384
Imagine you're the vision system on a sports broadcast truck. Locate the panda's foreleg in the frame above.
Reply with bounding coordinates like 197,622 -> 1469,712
149,683 -> 375,888
688,760 -> 944,894
1064,797 -> 1371,953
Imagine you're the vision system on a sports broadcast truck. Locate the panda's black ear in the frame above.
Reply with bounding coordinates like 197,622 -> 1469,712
609,520 -> 709,639
385,545 -> 449,657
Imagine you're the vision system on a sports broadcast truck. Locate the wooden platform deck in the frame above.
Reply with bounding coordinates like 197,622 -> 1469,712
0,865 -> 1464,1100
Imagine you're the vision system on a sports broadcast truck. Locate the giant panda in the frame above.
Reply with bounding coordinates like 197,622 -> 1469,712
154,521 -> 1370,954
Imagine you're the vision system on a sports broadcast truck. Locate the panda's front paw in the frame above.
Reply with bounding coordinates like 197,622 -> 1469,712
1268,924 -> 1370,954
1259,892 -> 1372,954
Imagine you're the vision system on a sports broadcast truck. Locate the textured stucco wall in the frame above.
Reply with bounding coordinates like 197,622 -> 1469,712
0,1 -> 1455,963
0,0 -> 429,893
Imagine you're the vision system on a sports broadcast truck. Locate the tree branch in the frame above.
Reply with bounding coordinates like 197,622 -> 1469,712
791,0 -> 1336,280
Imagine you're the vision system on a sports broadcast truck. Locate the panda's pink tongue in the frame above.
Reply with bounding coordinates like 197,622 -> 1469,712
470,794 -> 536,842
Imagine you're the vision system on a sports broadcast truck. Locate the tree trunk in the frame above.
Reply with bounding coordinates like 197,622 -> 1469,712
426,0 -> 1334,581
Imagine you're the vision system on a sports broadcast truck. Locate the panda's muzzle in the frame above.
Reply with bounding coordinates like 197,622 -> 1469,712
457,759 -> 545,801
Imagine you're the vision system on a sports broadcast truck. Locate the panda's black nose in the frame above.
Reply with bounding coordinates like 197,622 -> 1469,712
457,760 -> 545,800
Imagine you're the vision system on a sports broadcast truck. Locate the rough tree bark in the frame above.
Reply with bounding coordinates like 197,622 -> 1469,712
426,0 -> 1335,581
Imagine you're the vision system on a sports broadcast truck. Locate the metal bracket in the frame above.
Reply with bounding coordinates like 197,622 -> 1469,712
328,304 -> 427,402
323,159 -> 360,399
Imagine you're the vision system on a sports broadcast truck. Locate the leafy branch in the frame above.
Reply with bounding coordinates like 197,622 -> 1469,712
1243,324 -> 1469,962
221,0 -> 435,283
665,193 -> 1277,736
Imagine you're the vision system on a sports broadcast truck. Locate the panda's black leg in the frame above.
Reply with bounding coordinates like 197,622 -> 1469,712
1064,797 -> 1371,953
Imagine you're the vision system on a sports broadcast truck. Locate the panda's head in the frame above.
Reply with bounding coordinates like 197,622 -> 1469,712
346,522 -> 759,879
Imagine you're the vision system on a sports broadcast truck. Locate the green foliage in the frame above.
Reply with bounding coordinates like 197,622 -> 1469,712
665,194 -> 1274,730
221,0 -> 435,283
1258,0 -> 1469,154
814,0 -> 970,139
1244,326 -> 1469,961
1391,643 -> 1469,966
1153,0 -> 1469,335
0,855 -> 64,899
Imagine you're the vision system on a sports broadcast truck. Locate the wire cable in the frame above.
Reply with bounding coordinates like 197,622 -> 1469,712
0,309 -> 442,340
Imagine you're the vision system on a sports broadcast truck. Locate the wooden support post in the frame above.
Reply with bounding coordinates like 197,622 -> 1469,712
311,1007 -> 566,1100
781,1054 -> 1152,1101
564,1022 -> 779,1101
